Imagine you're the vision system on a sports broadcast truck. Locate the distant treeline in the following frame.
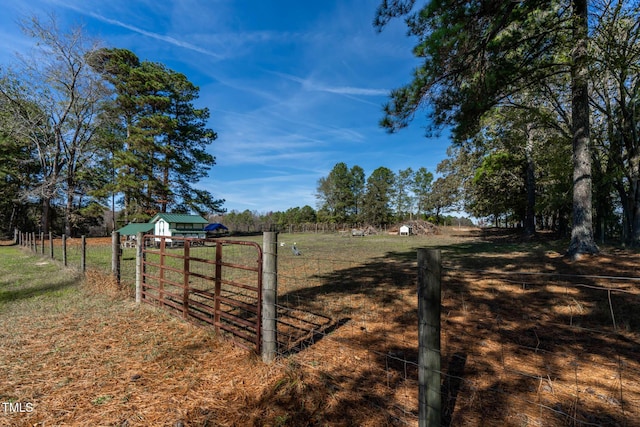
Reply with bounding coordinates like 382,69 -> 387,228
211,207 -> 474,234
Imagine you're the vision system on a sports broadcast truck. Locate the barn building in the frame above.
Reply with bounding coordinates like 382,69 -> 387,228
150,213 -> 208,241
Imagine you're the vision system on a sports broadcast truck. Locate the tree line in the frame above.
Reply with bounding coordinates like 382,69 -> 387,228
211,207 -> 471,234
314,162 -> 459,226
0,17 -> 223,237
375,0 -> 640,254
211,161 -> 473,233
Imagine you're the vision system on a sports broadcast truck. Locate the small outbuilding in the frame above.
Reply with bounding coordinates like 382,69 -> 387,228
204,223 -> 229,236
399,225 -> 412,236
116,222 -> 155,248
116,222 -> 155,237
150,213 -> 208,241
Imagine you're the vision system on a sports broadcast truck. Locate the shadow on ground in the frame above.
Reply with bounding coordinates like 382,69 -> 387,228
268,228 -> 640,426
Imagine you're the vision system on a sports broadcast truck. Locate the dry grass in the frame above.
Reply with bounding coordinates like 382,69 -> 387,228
1,270 -> 315,426
2,229 -> 640,426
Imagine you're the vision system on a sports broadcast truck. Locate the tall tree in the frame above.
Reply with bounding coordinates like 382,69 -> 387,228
468,151 -> 526,226
88,48 -> 223,220
374,0 -> 599,257
474,105 -> 549,234
350,165 -> 366,222
589,0 -> 640,244
316,162 -> 363,223
412,167 -> 434,218
0,16 -> 108,235
567,0 -> 598,256
362,166 -> 395,226
428,175 -> 458,225
0,98 -> 40,233
393,167 -> 415,219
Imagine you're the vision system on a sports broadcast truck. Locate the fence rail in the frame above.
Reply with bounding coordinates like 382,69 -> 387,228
15,230 -> 136,287
139,234 -> 263,352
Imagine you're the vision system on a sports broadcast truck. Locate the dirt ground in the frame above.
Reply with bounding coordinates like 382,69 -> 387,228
1,229 -> 639,426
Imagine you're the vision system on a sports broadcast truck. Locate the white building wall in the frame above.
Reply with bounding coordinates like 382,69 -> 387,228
154,219 -> 171,237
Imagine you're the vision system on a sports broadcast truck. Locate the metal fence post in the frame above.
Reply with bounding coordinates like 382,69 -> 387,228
418,248 -> 442,427
262,231 -> 278,363
214,241 -> 222,335
135,232 -> 144,304
183,239 -> 191,320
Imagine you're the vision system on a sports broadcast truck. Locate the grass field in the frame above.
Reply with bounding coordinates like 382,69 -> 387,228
2,228 -> 640,426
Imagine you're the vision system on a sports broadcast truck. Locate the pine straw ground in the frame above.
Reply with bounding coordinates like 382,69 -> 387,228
2,230 -> 640,426
0,270 -> 340,427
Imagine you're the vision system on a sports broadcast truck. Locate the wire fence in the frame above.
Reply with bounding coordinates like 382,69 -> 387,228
14,230 -> 640,425
274,241 -> 421,424
272,241 -> 640,426
437,267 -> 640,426
16,231 -> 137,288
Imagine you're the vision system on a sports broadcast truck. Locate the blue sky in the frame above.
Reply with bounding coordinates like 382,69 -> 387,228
0,0 -> 452,214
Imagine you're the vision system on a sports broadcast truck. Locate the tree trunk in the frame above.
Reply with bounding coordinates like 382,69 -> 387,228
630,173 -> 640,245
42,197 -> 51,235
8,204 -> 17,235
567,0 -> 599,258
65,188 -> 73,237
524,123 -> 536,237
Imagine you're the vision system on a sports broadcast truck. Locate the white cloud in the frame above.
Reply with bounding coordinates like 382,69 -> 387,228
79,11 -> 227,59
270,71 -> 388,97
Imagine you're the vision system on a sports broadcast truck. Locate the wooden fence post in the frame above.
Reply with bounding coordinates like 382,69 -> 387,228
112,231 -> 121,287
135,232 -> 144,304
62,234 -> 67,266
40,232 -> 44,255
262,231 -> 278,363
14,228 -> 18,245
49,232 -> 54,259
418,248 -> 442,427
81,235 -> 86,272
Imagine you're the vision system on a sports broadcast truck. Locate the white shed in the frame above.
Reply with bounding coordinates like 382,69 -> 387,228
399,225 -> 412,236
150,213 -> 208,243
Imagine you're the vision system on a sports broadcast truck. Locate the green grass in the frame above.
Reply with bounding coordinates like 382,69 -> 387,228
0,246 -> 82,310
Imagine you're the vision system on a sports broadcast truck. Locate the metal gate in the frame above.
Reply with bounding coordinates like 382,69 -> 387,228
140,235 -> 263,352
